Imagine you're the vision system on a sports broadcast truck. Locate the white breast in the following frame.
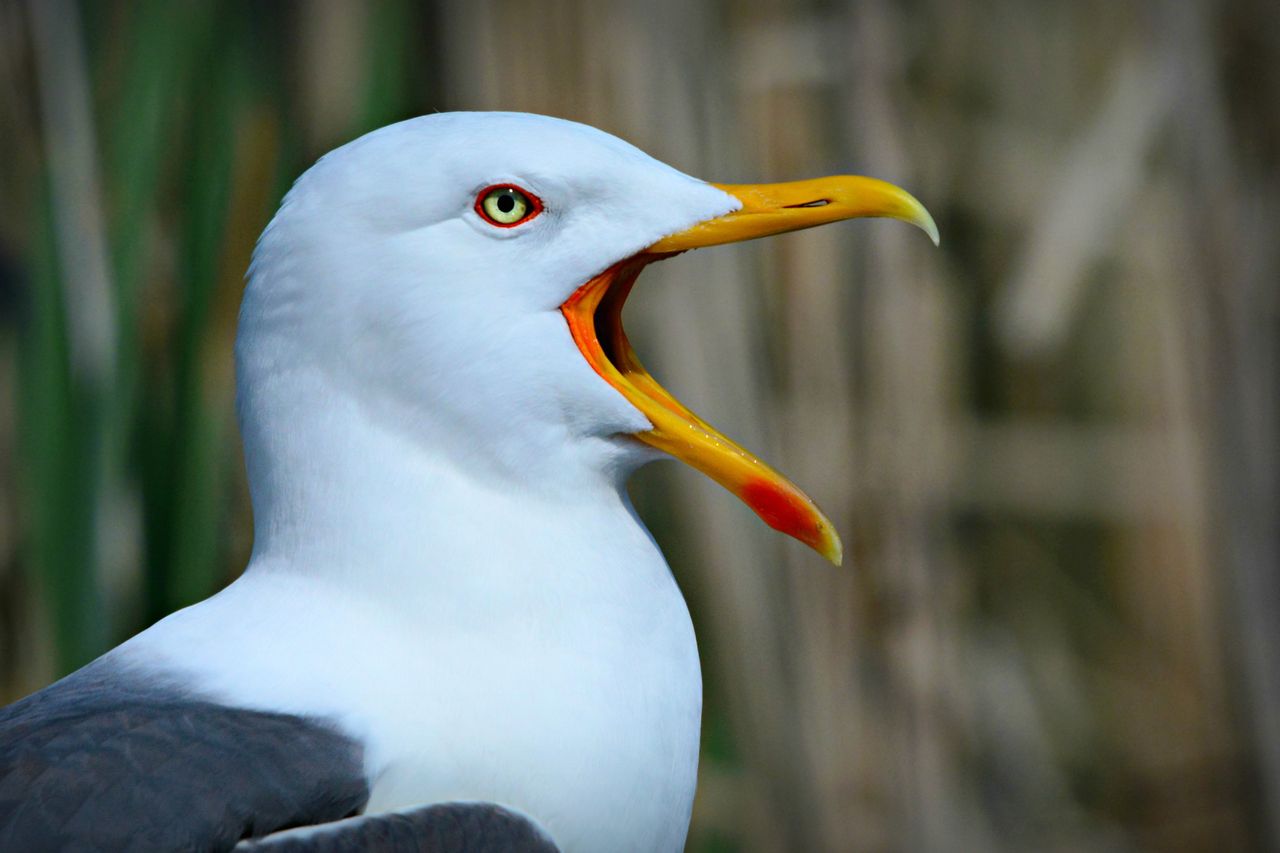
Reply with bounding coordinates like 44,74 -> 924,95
116,490 -> 702,853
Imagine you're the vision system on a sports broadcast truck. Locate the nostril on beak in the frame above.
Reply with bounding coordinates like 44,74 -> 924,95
782,199 -> 830,209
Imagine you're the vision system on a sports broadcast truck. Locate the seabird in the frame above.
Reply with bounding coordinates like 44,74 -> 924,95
0,112 -> 936,851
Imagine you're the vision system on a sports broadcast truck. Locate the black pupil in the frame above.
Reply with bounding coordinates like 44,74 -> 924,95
496,192 -> 516,214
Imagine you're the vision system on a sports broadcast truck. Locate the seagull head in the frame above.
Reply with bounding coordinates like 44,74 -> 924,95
239,112 -> 936,564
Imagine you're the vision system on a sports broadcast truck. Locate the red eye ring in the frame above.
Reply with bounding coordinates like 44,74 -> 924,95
474,184 -> 543,228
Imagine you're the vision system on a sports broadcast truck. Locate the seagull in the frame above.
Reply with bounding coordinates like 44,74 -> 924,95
0,112 -> 936,851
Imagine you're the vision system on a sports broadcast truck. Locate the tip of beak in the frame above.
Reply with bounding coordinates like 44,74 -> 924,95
894,192 -> 939,246
920,210 -> 941,247
817,525 -> 844,566
862,178 -> 939,247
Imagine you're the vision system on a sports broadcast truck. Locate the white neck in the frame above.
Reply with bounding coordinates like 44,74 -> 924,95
237,356 -> 664,596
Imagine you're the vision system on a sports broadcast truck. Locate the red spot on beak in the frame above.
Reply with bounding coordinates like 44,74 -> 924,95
741,479 -> 824,551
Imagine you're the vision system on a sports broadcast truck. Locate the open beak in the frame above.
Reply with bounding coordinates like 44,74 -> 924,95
561,176 -> 938,565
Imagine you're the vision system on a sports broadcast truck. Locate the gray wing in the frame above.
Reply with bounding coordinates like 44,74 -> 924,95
235,802 -> 561,852
0,661 -> 369,852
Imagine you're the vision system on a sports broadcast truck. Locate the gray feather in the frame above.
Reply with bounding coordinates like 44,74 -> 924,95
235,802 -> 561,852
0,660 -> 369,852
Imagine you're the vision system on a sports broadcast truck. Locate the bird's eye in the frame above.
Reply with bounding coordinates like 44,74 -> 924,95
475,184 -> 541,227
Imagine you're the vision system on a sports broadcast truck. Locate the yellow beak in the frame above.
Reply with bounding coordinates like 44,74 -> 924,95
651,176 -> 938,253
561,176 -> 937,565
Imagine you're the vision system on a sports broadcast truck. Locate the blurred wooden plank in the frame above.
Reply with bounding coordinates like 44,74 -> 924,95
1160,1 -> 1280,846
996,52 -> 1173,357
943,419 -> 1202,523
298,0 -> 369,149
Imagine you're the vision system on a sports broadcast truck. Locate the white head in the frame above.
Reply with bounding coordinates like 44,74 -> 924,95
239,113 -> 733,486
237,112 -> 937,564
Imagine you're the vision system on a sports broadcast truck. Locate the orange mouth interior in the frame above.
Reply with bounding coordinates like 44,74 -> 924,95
561,254 -> 842,564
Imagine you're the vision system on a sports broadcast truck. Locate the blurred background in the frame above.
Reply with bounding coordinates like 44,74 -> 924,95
1,1 -> 1277,850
